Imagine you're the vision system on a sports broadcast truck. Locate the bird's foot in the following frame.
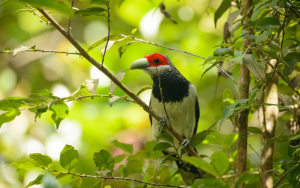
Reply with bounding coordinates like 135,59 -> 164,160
158,117 -> 167,132
181,139 -> 190,147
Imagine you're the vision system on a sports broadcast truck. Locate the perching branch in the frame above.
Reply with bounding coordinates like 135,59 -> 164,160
41,167 -> 184,188
118,34 -> 239,85
37,8 -> 201,159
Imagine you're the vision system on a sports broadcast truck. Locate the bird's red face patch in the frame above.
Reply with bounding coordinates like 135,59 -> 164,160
144,53 -> 168,67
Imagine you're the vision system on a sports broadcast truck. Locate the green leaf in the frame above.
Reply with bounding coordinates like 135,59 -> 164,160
201,61 -> 222,80
108,96 -> 123,107
210,151 -> 229,175
95,169 -> 111,176
71,84 -> 85,96
49,102 -> 69,129
17,0 -> 73,17
244,54 -> 265,81
242,35 -> 256,40
70,177 -> 82,188
190,130 -> 214,147
85,79 -> 99,94
227,10 -> 241,26
156,132 -> 174,143
109,70 -> 126,94
283,59 -> 297,77
42,175 -> 61,188
29,153 -> 52,168
7,162 -> 42,170
90,0 -> 107,5
267,134 -> 295,144
93,149 -> 114,172
111,140 -> 133,154
183,156 -> 219,177
87,35 -> 119,52
124,159 -> 143,176
91,180 -> 104,188
114,155 -> 126,163
249,88 -> 259,107
256,31 -> 269,44
229,54 -> 245,64
60,145 -> 79,172
155,154 -> 170,173
192,178 -> 227,187
118,42 -> 135,58
214,0 -> 232,27
220,99 -> 248,125
224,133 -> 238,147
289,135 -> 300,141
0,110 -> 21,128
26,175 -> 43,188
131,28 -> 137,35
248,127 -> 263,134
74,7 -> 106,17
136,86 -> 152,96
286,38 -> 300,46
235,171 -> 257,187
30,89 -> 57,99
213,48 -> 234,56
153,142 -> 173,152
258,17 -> 280,27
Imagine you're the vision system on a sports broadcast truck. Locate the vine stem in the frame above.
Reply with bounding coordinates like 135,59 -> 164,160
119,34 -> 239,85
37,8 -> 201,159
42,167 -> 184,188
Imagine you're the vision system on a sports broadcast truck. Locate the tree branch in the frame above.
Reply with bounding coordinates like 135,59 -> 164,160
42,167 -> 184,188
37,8 -> 201,159
273,163 -> 300,188
0,49 -> 80,56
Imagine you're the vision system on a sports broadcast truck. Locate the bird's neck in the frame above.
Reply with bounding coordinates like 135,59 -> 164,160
152,70 -> 190,103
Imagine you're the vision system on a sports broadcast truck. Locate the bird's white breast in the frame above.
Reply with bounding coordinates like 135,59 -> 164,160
150,84 -> 198,154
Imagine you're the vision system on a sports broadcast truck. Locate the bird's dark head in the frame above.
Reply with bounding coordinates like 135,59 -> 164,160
130,53 -> 172,76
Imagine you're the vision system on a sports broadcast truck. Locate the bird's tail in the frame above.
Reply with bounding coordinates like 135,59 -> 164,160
175,160 -> 205,184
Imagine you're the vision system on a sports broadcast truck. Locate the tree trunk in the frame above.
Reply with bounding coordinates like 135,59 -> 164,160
235,0 -> 253,187
260,59 -> 279,188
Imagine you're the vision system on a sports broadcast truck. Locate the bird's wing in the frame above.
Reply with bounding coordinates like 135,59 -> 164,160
194,96 -> 200,135
149,98 -> 152,127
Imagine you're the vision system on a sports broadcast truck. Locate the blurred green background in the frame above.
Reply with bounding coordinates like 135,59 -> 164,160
0,0 -> 292,187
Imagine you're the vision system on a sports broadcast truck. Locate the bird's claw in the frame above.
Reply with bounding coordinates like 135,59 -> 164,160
181,139 -> 190,148
158,117 -> 167,132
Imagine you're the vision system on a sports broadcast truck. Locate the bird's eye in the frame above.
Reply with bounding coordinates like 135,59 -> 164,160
154,58 -> 160,63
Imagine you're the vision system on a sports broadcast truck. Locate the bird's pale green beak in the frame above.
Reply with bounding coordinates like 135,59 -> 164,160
130,58 -> 149,70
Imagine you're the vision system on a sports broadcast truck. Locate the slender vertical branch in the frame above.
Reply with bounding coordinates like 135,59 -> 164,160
68,0 -> 75,34
260,59 -> 279,188
235,0 -> 253,186
102,0 -> 111,65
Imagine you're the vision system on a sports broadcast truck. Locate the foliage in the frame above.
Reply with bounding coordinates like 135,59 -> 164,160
1,0 -> 300,187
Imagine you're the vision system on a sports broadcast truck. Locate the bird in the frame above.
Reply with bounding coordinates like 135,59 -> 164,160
130,53 -> 204,183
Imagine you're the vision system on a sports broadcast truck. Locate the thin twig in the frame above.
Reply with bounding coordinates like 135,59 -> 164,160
118,34 -> 239,85
17,94 -> 136,111
102,0 -> 111,65
0,49 -> 80,56
287,0 -> 300,17
267,62 -> 300,97
26,4 -> 50,24
42,167 -> 184,188
37,8 -> 201,159
273,163 -> 300,188
68,0 -> 75,34
248,143 -> 260,158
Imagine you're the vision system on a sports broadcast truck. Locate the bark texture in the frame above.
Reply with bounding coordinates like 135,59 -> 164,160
235,0 -> 253,187
260,59 -> 279,188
